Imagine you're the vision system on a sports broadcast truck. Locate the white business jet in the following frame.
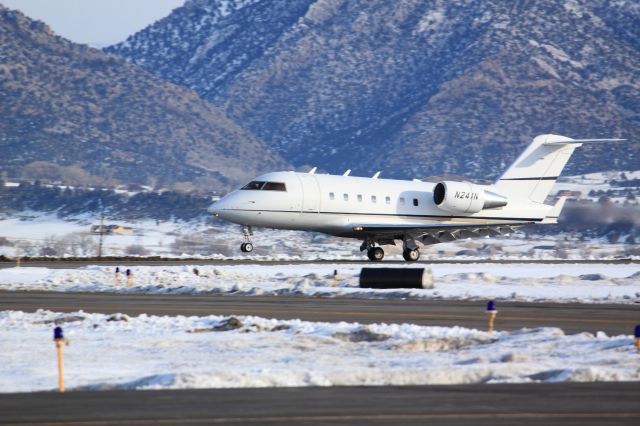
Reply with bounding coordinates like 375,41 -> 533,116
211,134 -> 625,261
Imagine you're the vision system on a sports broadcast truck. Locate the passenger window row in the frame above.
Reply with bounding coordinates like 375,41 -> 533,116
328,192 -> 419,206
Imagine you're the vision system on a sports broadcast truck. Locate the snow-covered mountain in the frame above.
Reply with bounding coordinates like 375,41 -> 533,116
107,0 -> 639,180
0,5 -> 289,191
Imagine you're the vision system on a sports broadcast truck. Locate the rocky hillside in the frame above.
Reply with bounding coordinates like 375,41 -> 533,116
0,5 -> 289,191
107,0 -> 639,180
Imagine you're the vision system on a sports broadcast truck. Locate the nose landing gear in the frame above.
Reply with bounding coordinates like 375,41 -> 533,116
240,226 -> 254,253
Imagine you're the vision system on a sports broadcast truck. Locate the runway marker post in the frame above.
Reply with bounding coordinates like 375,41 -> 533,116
16,257 -> 20,267
486,300 -> 498,333
126,269 -> 133,287
53,326 -> 68,392
115,267 -> 121,285
332,269 -> 338,286
635,325 -> 640,352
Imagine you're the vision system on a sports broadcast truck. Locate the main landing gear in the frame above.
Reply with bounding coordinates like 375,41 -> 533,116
367,246 -> 385,261
402,247 -> 420,262
361,238 -> 421,262
240,226 -> 254,253
361,240 -> 385,262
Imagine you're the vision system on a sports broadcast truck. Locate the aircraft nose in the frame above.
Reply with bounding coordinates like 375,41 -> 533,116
208,198 -> 227,217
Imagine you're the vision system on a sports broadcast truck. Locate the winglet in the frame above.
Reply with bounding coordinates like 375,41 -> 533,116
541,196 -> 566,224
372,171 -> 381,179
343,169 -> 351,176
308,167 -> 317,174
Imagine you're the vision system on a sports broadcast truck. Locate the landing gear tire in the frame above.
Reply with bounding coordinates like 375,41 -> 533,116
402,248 -> 420,262
367,247 -> 384,262
240,242 -> 254,253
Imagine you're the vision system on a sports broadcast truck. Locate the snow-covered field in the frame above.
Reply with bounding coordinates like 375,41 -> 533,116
1,263 -> 639,304
1,310 -> 638,393
555,170 -> 640,204
1,168 -> 638,261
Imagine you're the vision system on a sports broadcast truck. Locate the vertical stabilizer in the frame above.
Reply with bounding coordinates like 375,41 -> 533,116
494,134 -> 582,203
541,196 -> 566,223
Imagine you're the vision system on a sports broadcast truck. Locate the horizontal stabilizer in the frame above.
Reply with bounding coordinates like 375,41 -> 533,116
544,138 -> 626,146
495,134 -> 630,204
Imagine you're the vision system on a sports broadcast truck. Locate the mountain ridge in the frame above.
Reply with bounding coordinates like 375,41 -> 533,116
0,5 -> 289,191
107,0 -> 640,180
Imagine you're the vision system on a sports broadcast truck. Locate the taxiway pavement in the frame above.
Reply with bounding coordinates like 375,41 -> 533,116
1,291 -> 637,335
1,382 -> 639,425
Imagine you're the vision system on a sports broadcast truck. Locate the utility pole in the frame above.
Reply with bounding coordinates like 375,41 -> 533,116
97,199 -> 105,258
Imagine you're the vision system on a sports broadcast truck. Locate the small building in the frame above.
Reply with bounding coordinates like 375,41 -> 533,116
556,190 -> 582,199
91,224 -> 134,235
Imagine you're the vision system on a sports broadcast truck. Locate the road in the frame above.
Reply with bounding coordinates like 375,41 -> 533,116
1,382 -> 639,425
1,291 -> 638,335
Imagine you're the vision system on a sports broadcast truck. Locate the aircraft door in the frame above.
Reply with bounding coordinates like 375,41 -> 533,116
296,174 -> 321,213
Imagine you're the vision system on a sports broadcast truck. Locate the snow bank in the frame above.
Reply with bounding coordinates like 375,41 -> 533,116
0,263 -> 639,304
1,310 -> 638,393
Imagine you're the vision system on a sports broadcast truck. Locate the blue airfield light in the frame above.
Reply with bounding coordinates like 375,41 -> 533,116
486,300 -> 496,312
126,269 -> 131,276
54,326 -> 64,340
635,325 -> 640,339
116,267 -> 120,274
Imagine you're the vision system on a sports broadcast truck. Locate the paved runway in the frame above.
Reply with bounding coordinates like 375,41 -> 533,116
1,258 -> 637,269
1,291 -> 638,335
1,382 -> 639,425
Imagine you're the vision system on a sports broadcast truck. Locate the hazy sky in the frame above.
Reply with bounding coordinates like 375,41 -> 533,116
2,0 -> 186,46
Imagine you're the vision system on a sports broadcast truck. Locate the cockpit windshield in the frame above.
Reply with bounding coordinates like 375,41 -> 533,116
241,181 -> 265,190
241,181 -> 287,191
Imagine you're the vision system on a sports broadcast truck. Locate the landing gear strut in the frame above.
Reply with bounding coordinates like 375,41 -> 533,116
240,226 -> 254,253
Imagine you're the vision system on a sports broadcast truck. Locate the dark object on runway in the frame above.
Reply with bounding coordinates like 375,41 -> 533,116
360,267 -> 433,289
1,382 -> 639,426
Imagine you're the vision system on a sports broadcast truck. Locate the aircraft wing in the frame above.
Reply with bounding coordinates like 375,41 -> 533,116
351,221 -> 534,245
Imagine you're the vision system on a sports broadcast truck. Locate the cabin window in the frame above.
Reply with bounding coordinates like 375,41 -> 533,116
262,182 -> 287,191
329,192 -> 335,200
241,181 -> 265,190
343,193 -> 349,201
413,198 -> 419,206
357,194 -> 363,202
385,196 -> 391,204
399,197 -> 405,206
371,195 -> 377,203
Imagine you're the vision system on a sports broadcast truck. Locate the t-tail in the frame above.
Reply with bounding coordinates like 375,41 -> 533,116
494,134 -> 626,203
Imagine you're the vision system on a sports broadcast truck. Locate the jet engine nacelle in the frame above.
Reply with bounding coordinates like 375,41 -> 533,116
433,181 -> 508,214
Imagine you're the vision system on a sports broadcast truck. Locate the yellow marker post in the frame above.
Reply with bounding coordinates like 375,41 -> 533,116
486,300 -> 497,333
635,325 -> 640,352
126,268 -> 133,287
53,326 -> 68,392
115,267 -> 121,286
332,269 -> 338,287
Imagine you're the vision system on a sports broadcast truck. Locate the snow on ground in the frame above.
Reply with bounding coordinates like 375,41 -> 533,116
1,205 -> 638,261
1,310 -> 638,393
553,170 -> 640,204
1,263 -> 639,304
